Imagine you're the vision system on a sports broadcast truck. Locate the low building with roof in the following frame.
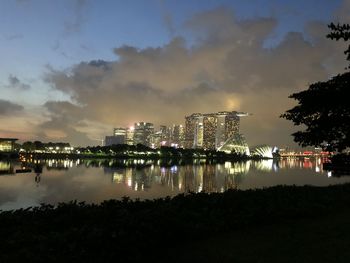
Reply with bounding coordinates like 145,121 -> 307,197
0,138 -> 18,152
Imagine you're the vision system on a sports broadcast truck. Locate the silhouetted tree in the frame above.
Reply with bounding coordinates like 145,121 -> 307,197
281,24 -> 350,152
327,23 -> 350,63
22,141 -> 35,151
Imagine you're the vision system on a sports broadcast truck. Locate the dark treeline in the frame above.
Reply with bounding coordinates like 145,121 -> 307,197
1,184 -> 350,262
20,141 -> 71,151
79,144 -> 253,160
15,140 -> 261,161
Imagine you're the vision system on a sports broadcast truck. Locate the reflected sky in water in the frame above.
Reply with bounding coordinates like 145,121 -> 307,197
0,158 -> 349,210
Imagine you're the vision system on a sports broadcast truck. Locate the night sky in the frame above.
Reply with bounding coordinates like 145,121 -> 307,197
0,0 -> 349,147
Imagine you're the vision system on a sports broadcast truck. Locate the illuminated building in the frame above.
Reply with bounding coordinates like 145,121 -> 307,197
185,113 -> 201,148
203,114 -> 217,149
184,111 -> 248,150
0,138 -> 17,152
133,122 -> 154,146
159,125 -> 169,146
194,116 -> 204,148
172,124 -> 185,148
216,111 -> 245,148
114,127 -> 126,137
215,113 -> 227,149
150,131 -> 162,148
125,127 -> 135,145
156,124 -> 185,148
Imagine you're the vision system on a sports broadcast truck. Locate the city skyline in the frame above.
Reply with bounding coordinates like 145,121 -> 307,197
1,0 -> 350,148
104,110 -> 246,150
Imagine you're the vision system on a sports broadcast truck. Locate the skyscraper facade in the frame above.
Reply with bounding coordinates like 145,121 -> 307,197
185,111 -> 247,150
125,127 -> 134,145
203,114 -> 217,149
133,122 -> 154,146
105,128 -> 126,146
185,113 -> 201,148
172,124 -> 185,148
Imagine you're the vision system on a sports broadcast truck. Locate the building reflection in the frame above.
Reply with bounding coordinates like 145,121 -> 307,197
0,161 -> 14,175
3,157 -> 331,192
101,160 -> 253,193
46,159 -> 73,170
278,157 -> 326,173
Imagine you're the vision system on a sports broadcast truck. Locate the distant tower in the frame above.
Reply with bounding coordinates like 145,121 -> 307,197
203,114 -> 217,149
126,126 -> 135,145
105,127 -> 126,146
159,125 -> 168,145
185,113 -> 202,149
172,124 -> 185,148
133,122 -> 154,146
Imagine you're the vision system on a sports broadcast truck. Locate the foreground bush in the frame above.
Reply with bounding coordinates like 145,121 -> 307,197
1,184 -> 350,262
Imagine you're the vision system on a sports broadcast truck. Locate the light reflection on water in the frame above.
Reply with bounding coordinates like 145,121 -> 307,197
0,158 -> 349,210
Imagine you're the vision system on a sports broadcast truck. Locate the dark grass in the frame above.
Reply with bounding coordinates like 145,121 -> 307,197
1,184 -> 350,262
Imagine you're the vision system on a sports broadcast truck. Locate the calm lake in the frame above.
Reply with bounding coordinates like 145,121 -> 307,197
0,158 -> 349,210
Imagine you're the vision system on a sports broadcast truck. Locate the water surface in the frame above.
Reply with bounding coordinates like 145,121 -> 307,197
0,158 -> 349,210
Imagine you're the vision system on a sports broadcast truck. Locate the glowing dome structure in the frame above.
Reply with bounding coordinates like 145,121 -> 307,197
217,134 -> 250,156
250,145 -> 273,158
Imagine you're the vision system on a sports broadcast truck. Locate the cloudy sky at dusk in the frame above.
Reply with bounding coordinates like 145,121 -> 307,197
0,0 -> 349,147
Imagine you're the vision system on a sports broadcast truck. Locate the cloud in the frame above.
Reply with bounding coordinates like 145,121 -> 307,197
35,101 -> 111,146
7,75 -> 31,90
63,0 -> 88,36
0,100 -> 24,115
43,7 -> 348,147
35,101 -> 94,146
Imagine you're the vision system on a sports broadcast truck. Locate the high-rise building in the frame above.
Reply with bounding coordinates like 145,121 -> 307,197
178,125 -> 185,148
185,113 -> 201,148
194,116 -> 204,148
114,127 -> 126,137
215,111 -> 241,148
126,126 -> 135,145
105,128 -> 126,146
215,113 -> 227,149
150,131 -> 162,148
172,124 -> 185,148
224,112 -> 240,139
184,111 -> 248,150
159,125 -> 168,146
203,114 -> 217,149
133,122 -> 154,146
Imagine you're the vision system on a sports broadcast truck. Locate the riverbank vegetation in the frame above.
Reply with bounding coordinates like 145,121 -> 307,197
16,144 -> 260,162
1,184 -> 350,262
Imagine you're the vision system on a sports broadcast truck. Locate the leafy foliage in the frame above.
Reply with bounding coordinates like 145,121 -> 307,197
281,72 -> 350,152
327,23 -> 350,62
281,23 -> 350,152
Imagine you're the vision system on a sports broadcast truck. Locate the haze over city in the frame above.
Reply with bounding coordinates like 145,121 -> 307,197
1,0 -> 349,147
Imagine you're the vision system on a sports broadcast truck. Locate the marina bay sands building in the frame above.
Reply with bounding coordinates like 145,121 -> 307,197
185,111 -> 249,150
